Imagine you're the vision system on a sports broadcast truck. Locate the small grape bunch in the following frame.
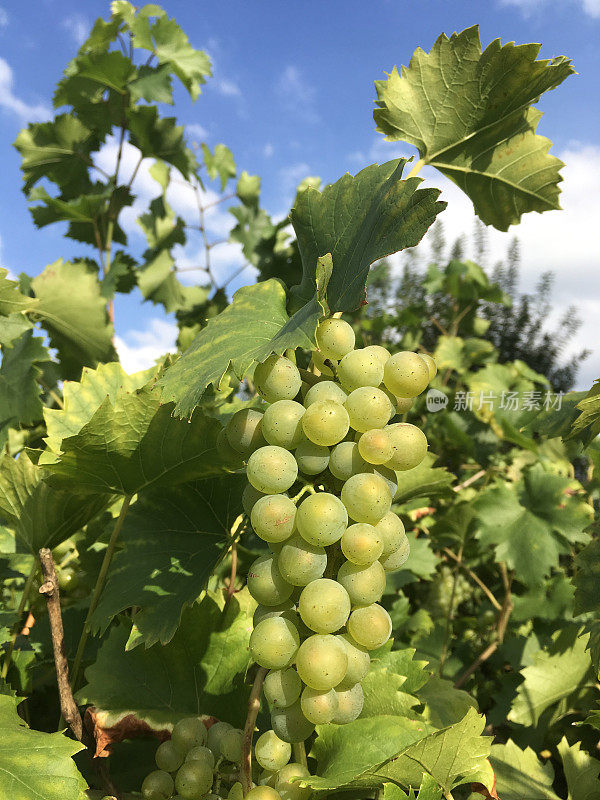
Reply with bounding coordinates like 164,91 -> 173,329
141,717 -> 245,800
224,319 -> 436,748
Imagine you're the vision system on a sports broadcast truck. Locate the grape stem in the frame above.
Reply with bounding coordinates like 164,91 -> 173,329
293,741 -> 308,768
240,666 -> 267,794
298,368 -> 325,387
0,561 -> 38,679
226,540 -> 238,601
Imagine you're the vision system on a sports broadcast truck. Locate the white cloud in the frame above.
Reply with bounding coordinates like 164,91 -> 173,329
499,0 -> 600,17
216,78 -> 241,97
0,7 -> 8,28
388,141 -> 600,390
115,318 -> 178,374
263,143 -> 274,158
276,66 -> 319,123
62,14 -> 88,45
186,123 -> 208,142
0,57 -> 51,121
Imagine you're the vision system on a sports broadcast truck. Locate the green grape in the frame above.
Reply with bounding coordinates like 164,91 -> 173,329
296,492 -> 348,546
375,512 -> 406,558
262,400 -> 306,450
226,409 -> 265,456
58,567 -> 79,592
370,465 -> 398,499
380,535 -> 410,572
229,782 -> 245,800
344,386 -> 393,431
304,380 -> 347,408
298,578 -> 351,634
217,428 -> 243,464
254,730 -> 292,771
363,345 -> 391,366
277,534 -> 327,586
175,761 -> 214,799
295,634 -> 348,691
315,318 -> 355,360
247,554 -> 293,606
340,472 -> 391,524
332,683 -> 364,723
271,700 -> 315,743
301,400 -> 349,447
341,523 -> 384,565
383,351 -> 429,398
220,728 -> 244,762
419,353 -> 437,380
347,603 -> 392,650
250,617 -> 300,669
294,440 -> 330,475
156,740 -> 184,772
312,350 -> 336,377
275,763 -> 311,800
336,633 -> 370,689
337,349 -> 384,392
242,483 -> 266,516
52,538 -> 75,561
300,685 -> 338,724
263,668 -> 303,709
385,423 -> 428,471
246,788 -> 283,800
357,429 -> 393,465
207,721 -> 233,756
247,446 -> 298,494
253,599 -> 296,628
251,495 -> 296,543
185,746 -> 215,770
254,355 -> 302,403
172,717 -> 207,753
328,441 -> 368,481
337,560 -> 386,605
395,396 -> 413,414
142,769 -> 175,800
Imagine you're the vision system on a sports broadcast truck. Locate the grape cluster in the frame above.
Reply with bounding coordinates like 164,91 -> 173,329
426,566 -> 470,617
223,319 -> 436,754
140,716 -> 310,800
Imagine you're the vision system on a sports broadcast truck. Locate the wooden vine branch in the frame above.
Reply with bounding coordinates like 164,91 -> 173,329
240,666 -> 267,794
38,547 -> 84,742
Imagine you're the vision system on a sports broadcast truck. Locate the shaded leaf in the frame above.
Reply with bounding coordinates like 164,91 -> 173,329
557,737 -> 600,800
415,674 -> 477,729
127,106 -> 196,179
78,591 -> 255,727
360,649 -> 429,719
291,159 -> 444,312
489,739 -> 559,800
91,475 -> 246,647
567,380 -> 600,444
0,330 -> 51,440
394,454 -> 455,504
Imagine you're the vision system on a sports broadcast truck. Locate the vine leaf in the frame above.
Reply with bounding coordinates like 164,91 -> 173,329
360,648 -> 430,719
557,737 -> 600,800
0,451 -> 109,554
489,739 -> 559,800
159,258 -> 332,419
415,675 -> 478,729
78,590 -> 256,728
473,464 -> 592,586
573,534 -> 600,676
41,380 -> 231,496
393,453 -> 455,504
566,380 -> 600,444
31,260 -> 117,379
0,330 -> 51,443
90,475 -> 246,648
374,26 -> 574,230
0,695 -> 87,800
508,629 -> 591,726
290,159 -> 444,313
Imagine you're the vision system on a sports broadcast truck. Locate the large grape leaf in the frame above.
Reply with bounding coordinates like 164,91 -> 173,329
0,269 -> 36,318
90,475 -> 246,648
41,381 -> 232,495
377,709 -> 493,793
31,260 -> 117,379
566,380 -> 600,445
489,739 -> 559,800
573,535 -> 600,674
393,454 -> 455,504
159,257 -> 332,419
415,675 -> 477,729
374,26 -> 574,230
78,590 -> 255,728
508,630 -> 591,726
360,648 -> 429,719
473,465 -> 592,586
290,159 -> 444,312
0,451 -> 108,553
0,695 -> 87,800
0,330 -> 51,443
557,738 -> 600,800
308,716 -> 432,790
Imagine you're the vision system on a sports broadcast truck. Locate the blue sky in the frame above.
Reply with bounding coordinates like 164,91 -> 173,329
0,0 -> 598,386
